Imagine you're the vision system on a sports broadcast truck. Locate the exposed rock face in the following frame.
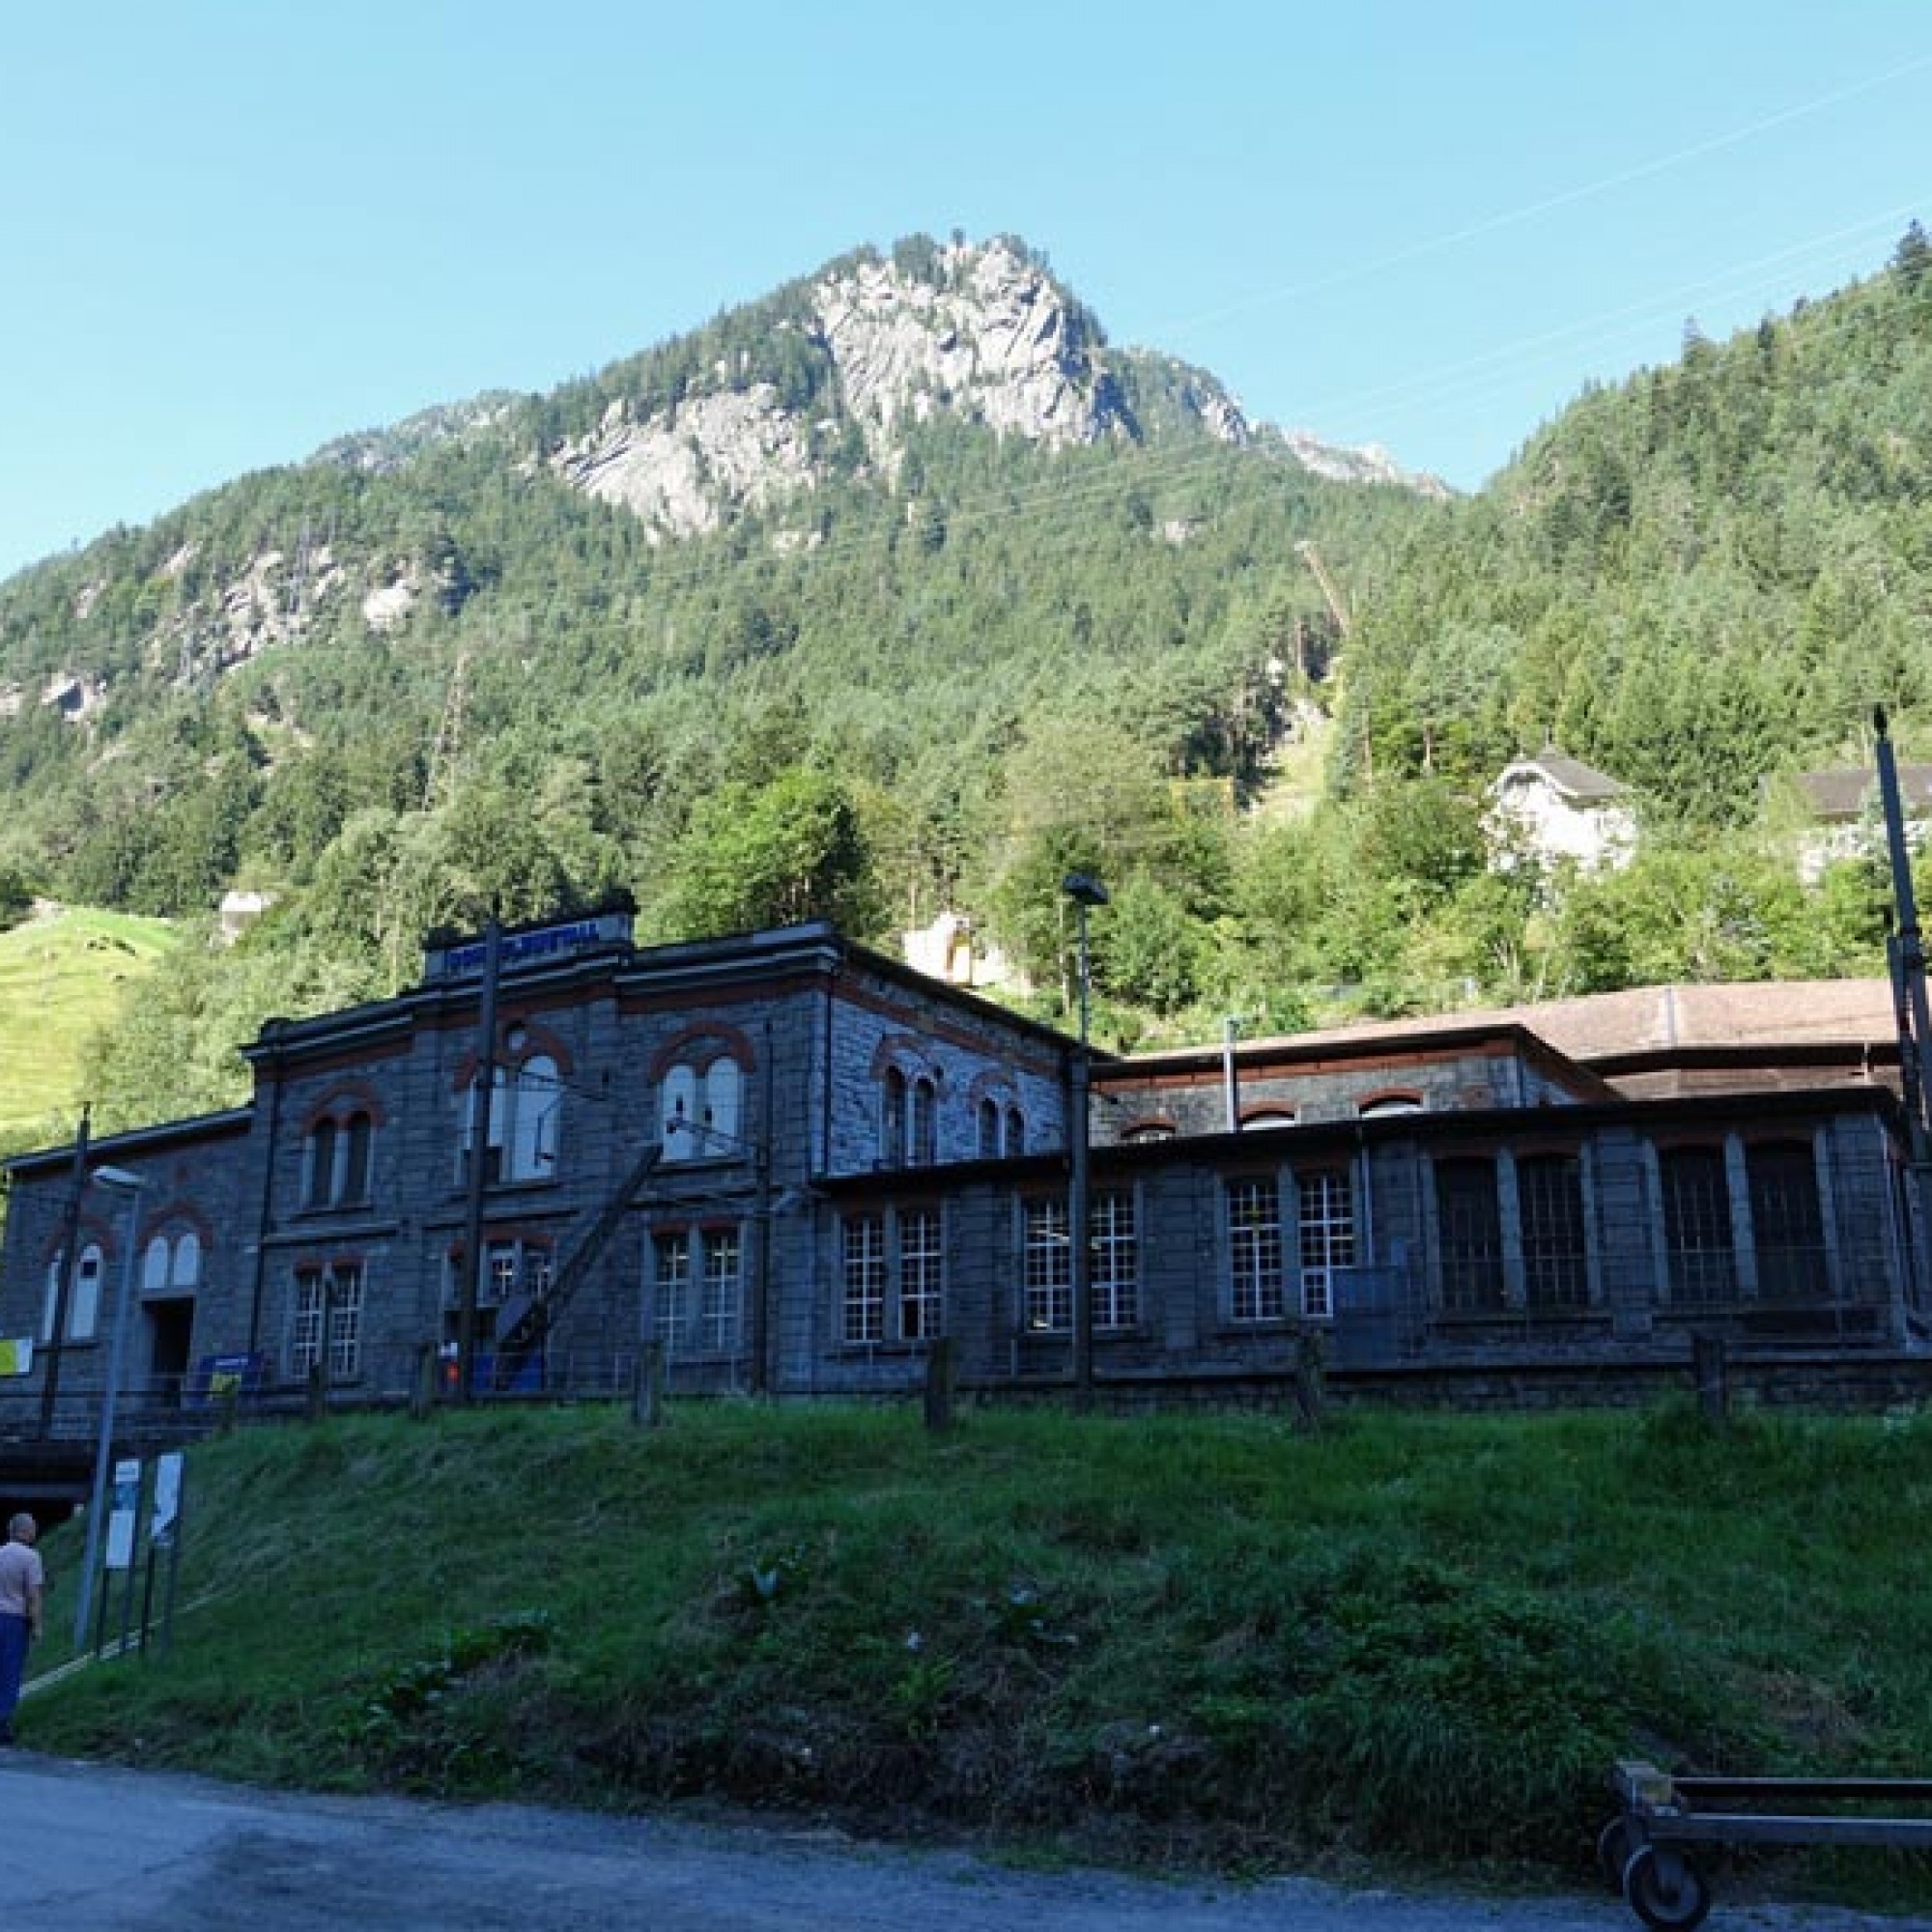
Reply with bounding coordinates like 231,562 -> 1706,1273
1273,428 -> 1451,499
545,238 -> 1443,543
548,239 -> 1231,541
814,242 -> 1133,450
554,386 -> 821,541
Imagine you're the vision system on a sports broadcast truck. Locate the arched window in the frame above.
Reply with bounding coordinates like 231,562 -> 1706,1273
881,1066 -> 908,1168
1005,1106 -> 1025,1156
508,1055 -> 560,1180
910,1076 -> 938,1167
662,1057 -> 747,1162
662,1064 -> 699,1160
703,1059 -> 742,1150
1359,1094 -> 1424,1119
43,1244 -> 106,1343
1244,1109 -> 1296,1131
141,1230 -> 205,1295
308,1103 -> 380,1206
305,1117 -> 338,1207
342,1112 -> 374,1202
978,1097 -> 1001,1160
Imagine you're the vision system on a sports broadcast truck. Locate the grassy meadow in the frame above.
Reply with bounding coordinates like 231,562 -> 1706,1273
0,903 -> 173,1146
20,1397 -> 1932,1908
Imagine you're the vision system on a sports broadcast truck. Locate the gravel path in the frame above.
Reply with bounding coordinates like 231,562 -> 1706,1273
0,1750 -> 1920,1931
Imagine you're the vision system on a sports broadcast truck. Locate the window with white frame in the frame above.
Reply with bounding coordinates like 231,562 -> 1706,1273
653,1231 -> 693,1354
142,1230 -> 203,1295
1023,1197 -> 1071,1332
42,1243 -> 104,1344
460,1058 -> 560,1184
649,1227 -> 746,1357
291,1262 -> 364,1381
841,1214 -> 887,1343
1296,1167 -> 1354,1319
661,1057 -> 744,1162
1091,1189 -> 1139,1330
1228,1178 -> 1285,1321
899,1208 -> 944,1341
880,1064 -> 939,1168
700,1229 -> 743,1352
840,1209 -> 945,1345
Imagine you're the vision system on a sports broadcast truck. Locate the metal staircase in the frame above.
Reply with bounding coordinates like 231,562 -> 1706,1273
490,1139 -> 665,1390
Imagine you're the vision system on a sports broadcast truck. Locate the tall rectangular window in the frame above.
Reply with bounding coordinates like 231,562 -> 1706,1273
43,1245 -> 104,1344
1660,1147 -> 1736,1305
1747,1141 -> 1830,1302
1228,1178 -> 1285,1321
1092,1190 -> 1139,1330
1023,1197 -> 1071,1333
327,1264 -> 365,1378
701,1229 -> 743,1353
1519,1153 -> 1589,1310
842,1214 -> 886,1344
1296,1169 -> 1353,1319
654,1232 -> 692,1354
292,1263 -> 363,1380
898,1208 -> 944,1341
1435,1157 -> 1506,1313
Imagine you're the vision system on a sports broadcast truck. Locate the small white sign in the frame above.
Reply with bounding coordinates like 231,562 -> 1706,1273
105,1457 -> 141,1571
151,1452 -> 185,1548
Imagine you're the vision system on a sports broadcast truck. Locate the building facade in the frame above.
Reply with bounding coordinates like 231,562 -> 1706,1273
1,915 -> 1922,1432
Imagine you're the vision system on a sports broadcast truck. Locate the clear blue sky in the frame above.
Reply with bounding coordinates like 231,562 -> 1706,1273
3,2 -> 1927,582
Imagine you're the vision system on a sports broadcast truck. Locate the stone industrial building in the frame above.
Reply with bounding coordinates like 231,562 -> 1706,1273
1,912 -> 1925,1432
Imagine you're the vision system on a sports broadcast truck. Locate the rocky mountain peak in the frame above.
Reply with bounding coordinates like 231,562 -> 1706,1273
548,237 -> 1249,542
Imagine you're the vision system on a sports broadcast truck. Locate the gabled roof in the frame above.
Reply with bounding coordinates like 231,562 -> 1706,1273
1793,765 -> 1932,821
1493,751 -> 1628,803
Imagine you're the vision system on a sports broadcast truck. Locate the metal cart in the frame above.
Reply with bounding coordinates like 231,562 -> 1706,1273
1603,1759 -> 1932,1929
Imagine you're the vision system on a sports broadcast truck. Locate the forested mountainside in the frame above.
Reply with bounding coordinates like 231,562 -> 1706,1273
0,227 -> 1928,1140
1339,223 -> 1932,817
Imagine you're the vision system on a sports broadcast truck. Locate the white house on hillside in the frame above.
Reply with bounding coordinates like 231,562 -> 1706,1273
1788,764 -> 1932,884
1487,751 -> 1636,873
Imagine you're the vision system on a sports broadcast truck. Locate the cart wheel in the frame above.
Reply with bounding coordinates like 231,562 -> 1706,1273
1597,1815 -> 1638,1889
1622,1843 -> 1712,1932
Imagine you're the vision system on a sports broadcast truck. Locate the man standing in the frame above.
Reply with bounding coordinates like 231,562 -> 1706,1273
0,1513 -> 45,1745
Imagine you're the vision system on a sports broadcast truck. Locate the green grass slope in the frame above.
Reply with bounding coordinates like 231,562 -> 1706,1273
24,1400 -> 1932,1906
0,904 -> 174,1146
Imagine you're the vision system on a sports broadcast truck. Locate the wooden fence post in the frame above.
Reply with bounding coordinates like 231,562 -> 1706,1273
633,1341 -> 667,1427
923,1336 -> 955,1433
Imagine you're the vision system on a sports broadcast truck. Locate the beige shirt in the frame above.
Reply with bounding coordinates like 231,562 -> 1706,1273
0,1540 -> 43,1620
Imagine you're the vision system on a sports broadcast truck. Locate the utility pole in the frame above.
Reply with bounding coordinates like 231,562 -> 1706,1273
456,914 -> 503,1402
38,1105 -> 90,1438
1874,707 -> 1932,1310
1063,873 -> 1108,1400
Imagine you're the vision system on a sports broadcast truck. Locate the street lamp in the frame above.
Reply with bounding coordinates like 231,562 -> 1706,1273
73,1164 -> 146,1649
1062,872 -> 1108,1398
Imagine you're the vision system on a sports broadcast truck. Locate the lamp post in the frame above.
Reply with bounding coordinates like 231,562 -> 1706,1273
74,1164 -> 147,1649
1062,872 -> 1108,1398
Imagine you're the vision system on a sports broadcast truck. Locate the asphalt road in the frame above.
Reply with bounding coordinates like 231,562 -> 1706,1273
0,1750 -> 1922,1932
